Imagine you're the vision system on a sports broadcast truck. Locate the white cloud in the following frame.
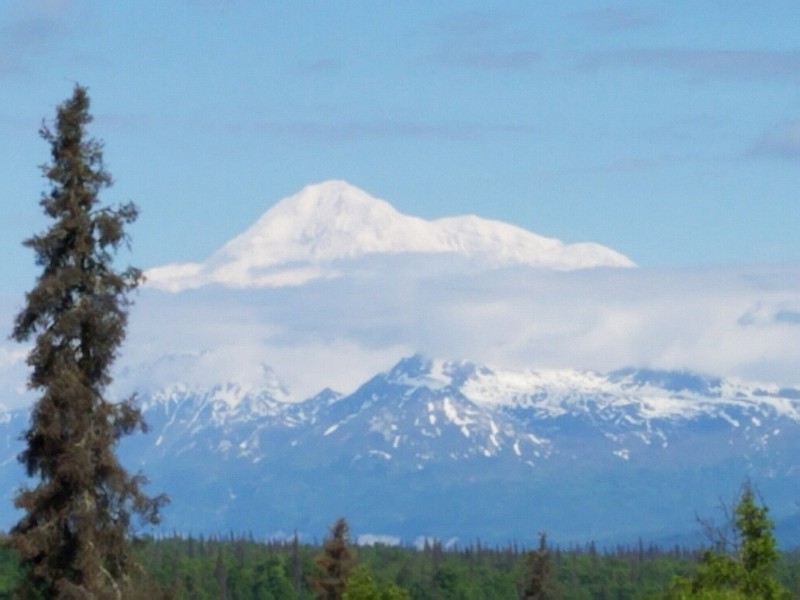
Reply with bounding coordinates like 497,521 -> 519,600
357,533 -> 401,546
4,259 -> 800,409
127,259 -> 800,399
0,344 -> 31,409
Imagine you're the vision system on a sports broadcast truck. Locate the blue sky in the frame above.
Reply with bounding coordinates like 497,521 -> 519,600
2,1 -> 800,293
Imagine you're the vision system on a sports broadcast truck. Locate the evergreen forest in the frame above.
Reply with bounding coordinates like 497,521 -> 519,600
0,527 -> 797,599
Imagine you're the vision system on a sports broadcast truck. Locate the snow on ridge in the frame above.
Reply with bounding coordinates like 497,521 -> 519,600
460,365 -> 612,409
139,353 -> 800,438
144,377 -> 292,416
146,180 -> 635,291
396,359 -> 453,390
402,357 -> 800,422
433,215 -> 631,270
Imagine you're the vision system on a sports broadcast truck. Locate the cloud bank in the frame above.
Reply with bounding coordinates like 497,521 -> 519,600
116,258 -> 800,403
2,258 -> 799,408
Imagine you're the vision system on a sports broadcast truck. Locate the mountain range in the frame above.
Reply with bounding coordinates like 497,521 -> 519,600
2,180 -> 798,548
4,355 -> 799,547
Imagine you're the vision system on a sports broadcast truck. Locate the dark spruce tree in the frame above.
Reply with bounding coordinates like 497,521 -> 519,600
521,532 -> 556,600
11,85 -> 165,599
310,518 -> 355,600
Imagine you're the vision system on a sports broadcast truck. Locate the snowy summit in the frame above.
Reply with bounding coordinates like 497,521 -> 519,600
147,180 -> 634,291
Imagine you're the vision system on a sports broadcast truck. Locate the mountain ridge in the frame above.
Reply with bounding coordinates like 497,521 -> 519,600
112,354 -> 800,544
146,180 -> 635,291
1,355 -> 797,545
136,353 -> 800,427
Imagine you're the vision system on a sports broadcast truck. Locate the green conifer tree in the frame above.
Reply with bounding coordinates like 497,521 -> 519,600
11,85 -> 166,599
342,566 -> 380,600
669,482 -> 784,600
732,482 -> 783,600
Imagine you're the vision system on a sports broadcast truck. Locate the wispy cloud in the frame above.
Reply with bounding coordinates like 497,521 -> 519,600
4,260 -> 800,408
749,120 -> 800,158
95,112 -> 537,144
598,154 -> 693,173
228,120 -> 475,142
738,302 -> 800,326
581,47 -> 800,80
222,119 -> 539,143
431,10 -> 505,41
109,260 -> 800,403
0,0 -> 73,76
431,50 -> 540,70
427,10 -> 540,72
777,309 -> 800,324
571,7 -> 662,33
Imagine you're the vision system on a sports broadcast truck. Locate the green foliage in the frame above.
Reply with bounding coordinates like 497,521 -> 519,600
343,566 -> 381,600
431,564 -> 466,598
11,84 -> 165,598
665,589 -> 748,600
690,551 -> 742,593
666,482 -> 786,600
0,533 -> 795,599
735,484 -> 782,599
381,584 -> 412,600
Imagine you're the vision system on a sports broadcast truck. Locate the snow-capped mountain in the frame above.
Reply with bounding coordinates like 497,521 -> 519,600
146,181 -> 634,291
129,354 -> 800,465
2,355 -> 796,546
301,355 -> 800,465
141,356 -> 800,544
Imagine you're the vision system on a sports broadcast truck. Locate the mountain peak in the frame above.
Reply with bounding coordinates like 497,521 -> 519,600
146,181 -> 635,291
217,180 -> 438,263
256,181 -> 404,240
272,180 -> 393,216
35,355 -> 800,544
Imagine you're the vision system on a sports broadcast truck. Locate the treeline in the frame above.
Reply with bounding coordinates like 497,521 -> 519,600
133,534 -> 800,599
0,530 -> 797,598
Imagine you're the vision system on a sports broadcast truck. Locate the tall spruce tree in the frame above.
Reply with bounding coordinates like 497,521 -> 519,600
310,518 -> 355,600
521,532 -> 556,600
11,85 -> 165,599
